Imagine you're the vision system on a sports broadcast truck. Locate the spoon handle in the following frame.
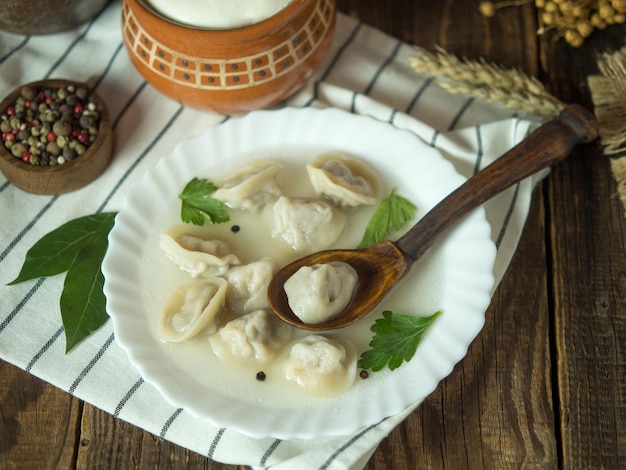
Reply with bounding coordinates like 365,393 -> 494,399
395,104 -> 598,263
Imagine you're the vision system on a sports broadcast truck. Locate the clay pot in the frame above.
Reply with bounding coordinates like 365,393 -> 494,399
122,0 -> 336,114
0,0 -> 111,35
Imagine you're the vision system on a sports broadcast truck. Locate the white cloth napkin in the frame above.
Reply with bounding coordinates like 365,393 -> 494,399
0,2 -> 547,468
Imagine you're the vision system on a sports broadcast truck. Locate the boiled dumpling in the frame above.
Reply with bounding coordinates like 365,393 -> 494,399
284,335 -> 357,396
213,160 -> 283,211
284,262 -> 357,324
226,257 -> 275,313
160,231 -> 240,277
160,278 -> 228,342
271,196 -> 346,252
210,310 -> 292,362
307,153 -> 380,208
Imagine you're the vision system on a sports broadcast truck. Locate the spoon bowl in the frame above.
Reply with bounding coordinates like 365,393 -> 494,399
267,240 -> 408,330
268,104 -> 599,330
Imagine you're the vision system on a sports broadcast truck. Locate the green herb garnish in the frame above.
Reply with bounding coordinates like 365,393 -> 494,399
9,212 -> 116,352
358,310 -> 442,371
357,188 -> 416,248
179,177 -> 230,226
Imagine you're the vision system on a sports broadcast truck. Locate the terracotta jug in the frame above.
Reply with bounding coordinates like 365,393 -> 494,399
122,0 -> 336,114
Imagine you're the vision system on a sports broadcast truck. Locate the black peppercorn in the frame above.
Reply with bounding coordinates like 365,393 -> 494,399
256,371 -> 266,381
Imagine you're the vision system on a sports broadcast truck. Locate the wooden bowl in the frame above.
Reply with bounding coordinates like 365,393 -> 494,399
122,0 -> 336,114
0,79 -> 113,195
0,0 -> 111,35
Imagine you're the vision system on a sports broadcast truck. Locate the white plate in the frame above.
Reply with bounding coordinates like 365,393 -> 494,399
102,107 -> 496,439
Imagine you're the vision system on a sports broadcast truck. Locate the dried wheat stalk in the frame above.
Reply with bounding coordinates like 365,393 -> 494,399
408,46 -> 565,119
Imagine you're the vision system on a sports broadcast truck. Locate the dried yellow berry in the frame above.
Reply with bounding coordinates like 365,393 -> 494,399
599,3 -> 616,19
571,5 -> 589,17
479,1 -> 497,16
576,19 -> 594,36
559,0 -> 574,13
564,28 -> 584,46
544,1 -> 558,11
542,10 -> 556,24
612,0 -> 626,12
591,12 -> 608,28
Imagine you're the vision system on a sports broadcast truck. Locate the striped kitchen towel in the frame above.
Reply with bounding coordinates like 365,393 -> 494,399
0,1 -> 546,468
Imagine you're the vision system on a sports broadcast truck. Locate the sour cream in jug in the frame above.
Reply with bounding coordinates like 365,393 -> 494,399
147,0 -> 294,29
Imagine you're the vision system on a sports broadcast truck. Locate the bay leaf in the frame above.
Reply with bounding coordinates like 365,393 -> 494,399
59,213 -> 115,352
8,212 -> 117,285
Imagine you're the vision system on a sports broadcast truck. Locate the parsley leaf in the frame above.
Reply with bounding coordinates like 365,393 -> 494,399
179,177 -> 230,226
357,188 -> 416,248
358,310 -> 442,371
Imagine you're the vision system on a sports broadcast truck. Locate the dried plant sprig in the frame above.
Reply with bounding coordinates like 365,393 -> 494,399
408,46 -> 565,119
480,0 -> 626,47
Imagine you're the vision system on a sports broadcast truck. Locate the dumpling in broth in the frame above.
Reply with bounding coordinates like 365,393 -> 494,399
271,196 -> 346,252
226,257 -> 275,313
160,231 -> 240,277
160,278 -> 227,342
210,310 -> 292,362
307,153 -> 381,208
284,335 -> 357,396
213,160 -> 283,211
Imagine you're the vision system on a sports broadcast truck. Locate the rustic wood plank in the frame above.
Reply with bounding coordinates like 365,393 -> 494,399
0,359 -> 81,468
540,23 -> 626,469
475,195 -> 557,468
548,132 -> 626,468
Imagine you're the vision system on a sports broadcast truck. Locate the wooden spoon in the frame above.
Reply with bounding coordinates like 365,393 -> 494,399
267,104 -> 598,331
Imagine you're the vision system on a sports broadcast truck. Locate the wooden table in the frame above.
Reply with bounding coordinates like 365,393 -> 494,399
2,0 -> 625,468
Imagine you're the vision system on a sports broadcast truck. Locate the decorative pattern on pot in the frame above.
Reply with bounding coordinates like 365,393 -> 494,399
121,0 -> 336,114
